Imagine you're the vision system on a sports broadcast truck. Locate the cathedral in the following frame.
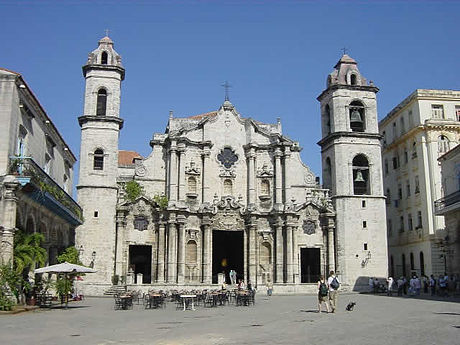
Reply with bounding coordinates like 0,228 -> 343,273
75,36 -> 388,295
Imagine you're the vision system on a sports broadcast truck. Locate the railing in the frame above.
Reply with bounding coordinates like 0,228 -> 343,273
435,190 -> 460,214
9,156 -> 82,221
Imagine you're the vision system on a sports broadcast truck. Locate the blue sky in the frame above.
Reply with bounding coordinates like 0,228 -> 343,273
1,1 -> 459,194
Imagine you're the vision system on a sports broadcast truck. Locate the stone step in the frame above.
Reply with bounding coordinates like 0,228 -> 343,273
103,285 -> 127,296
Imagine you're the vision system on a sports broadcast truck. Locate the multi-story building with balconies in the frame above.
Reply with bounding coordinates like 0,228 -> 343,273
0,67 -> 82,266
435,144 -> 460,277
380,89 -> 460,278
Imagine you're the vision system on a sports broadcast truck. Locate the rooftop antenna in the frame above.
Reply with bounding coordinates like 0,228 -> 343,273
341,47 -> 349,55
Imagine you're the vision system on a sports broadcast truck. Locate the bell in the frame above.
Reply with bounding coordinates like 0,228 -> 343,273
350,109 -> 362,123
354,170 -> 365,182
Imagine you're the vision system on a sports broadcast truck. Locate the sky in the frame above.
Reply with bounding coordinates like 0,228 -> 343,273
1,0 -> 459,197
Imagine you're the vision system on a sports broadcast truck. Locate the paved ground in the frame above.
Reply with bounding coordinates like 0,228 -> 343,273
1,293 -> 459,345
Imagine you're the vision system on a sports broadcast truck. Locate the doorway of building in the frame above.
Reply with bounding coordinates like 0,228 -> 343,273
212,230 -> 243,284
300,248 -> 320,283
129,245 -> 152,284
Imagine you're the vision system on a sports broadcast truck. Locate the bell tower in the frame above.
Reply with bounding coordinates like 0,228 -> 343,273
317,54 -> 388,290
76,36 -> 124,287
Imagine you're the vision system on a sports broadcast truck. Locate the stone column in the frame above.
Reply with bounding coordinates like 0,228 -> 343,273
177,216 -> 186,284
283,146 -> 292,202
286,224 -> 294,283
275,218 -> 284,283
247,147 -> 256,205
244,227 -> 248,283
114,210 -> 127,278
178,146 -> 186,203
274,148 -> 283,206
0,177 -> 20,265
327,216 -> 336,274
248,217 -> 257,283
202,216 -> 212,284
167,220 -> 177,283
201,147 -> 212,203
157,221 -> 166,283
292,226 -> 299,284
169,141 -> 178,202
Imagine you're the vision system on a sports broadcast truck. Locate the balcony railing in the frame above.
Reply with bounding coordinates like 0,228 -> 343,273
9,156 -> 82,224
435,190 -> 460,215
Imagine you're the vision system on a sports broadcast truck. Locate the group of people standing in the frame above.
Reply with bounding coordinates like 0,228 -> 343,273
378,274 -> 458,297
317,271 -> 340,313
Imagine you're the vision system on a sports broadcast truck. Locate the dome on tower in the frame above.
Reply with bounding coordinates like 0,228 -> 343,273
84,35 -> 123,69
326,54 -> 368,88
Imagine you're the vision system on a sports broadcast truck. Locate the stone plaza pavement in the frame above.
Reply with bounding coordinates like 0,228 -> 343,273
1,293 -> 459,345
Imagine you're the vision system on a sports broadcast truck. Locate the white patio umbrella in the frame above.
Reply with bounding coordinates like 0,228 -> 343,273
34,262 -> 96,308
35,261 -> 96,274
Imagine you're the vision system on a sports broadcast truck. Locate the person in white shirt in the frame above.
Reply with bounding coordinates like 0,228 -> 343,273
327,270 -> 340,313
386,277 -> 394,296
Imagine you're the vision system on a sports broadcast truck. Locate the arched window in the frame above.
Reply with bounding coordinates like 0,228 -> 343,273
419,251 -> 425,276
350,74 -> 357,85
352,154 -> 369,195
96,89 -> 107,116
324,157 -> 332,189
93,149 -> 104,170
325,104 -> 331,134
349,101 -> 365,132
261,179 -> 270,195
223,179 -> 233,195
402,254 -> 406,277
410,252 -> 415,271
438,135 -> 450,154
186,240 -> 198,264
101,51 -> 108,65
260,242 -> 271,265
188,177 -> 197,194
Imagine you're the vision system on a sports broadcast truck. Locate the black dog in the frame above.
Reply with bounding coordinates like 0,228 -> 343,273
346,302 -> 356,311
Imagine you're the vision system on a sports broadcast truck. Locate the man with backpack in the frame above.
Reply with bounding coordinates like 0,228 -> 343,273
317,275 -> 330,313
327,270 -> 340,313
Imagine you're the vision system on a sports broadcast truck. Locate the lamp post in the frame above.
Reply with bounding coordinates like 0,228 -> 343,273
90,251 -> 96,268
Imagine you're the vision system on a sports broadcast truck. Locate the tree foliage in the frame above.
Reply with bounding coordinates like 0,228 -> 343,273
57,246 -> 82,265
153,194 -> 168,210
124,180 -> 143,201
13,231 -> 47,274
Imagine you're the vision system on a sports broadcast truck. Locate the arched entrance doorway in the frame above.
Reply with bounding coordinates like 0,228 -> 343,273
212,230 -> 243,284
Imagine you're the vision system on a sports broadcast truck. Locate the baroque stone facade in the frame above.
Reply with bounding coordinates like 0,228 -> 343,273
76,37 -> 388,294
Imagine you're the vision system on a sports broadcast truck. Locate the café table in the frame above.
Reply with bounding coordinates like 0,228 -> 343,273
179,294 -> 196,311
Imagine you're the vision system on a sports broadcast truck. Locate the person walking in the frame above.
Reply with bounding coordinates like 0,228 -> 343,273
397,277 -> 404,296
327,270 -> 340,313
317,275 -> 330,313
429,274 -> 436,296
386,276 -> 394,296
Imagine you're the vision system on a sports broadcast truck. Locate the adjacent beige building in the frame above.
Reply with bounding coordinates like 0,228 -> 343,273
379,89 -> 460,278
436,144 -> 460,276
0,68 -> 82,266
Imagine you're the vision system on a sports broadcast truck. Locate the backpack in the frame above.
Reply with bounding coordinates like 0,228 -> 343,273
330,277 -> 340,290
319,282 -> 328,296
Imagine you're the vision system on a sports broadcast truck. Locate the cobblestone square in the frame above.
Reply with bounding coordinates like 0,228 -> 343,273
1,293 -> 459,345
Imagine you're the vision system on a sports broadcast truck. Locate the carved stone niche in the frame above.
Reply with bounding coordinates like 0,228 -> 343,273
212,211 -> 245,231
302,219 -> 316,235
186,228 -> 200,241
185,160 -> 201,176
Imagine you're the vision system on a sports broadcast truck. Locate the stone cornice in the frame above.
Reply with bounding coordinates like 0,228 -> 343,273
317,131 -> 382,147
317,84 -> 379,102
82,64 -> 125,80
78,115 -> 124,129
